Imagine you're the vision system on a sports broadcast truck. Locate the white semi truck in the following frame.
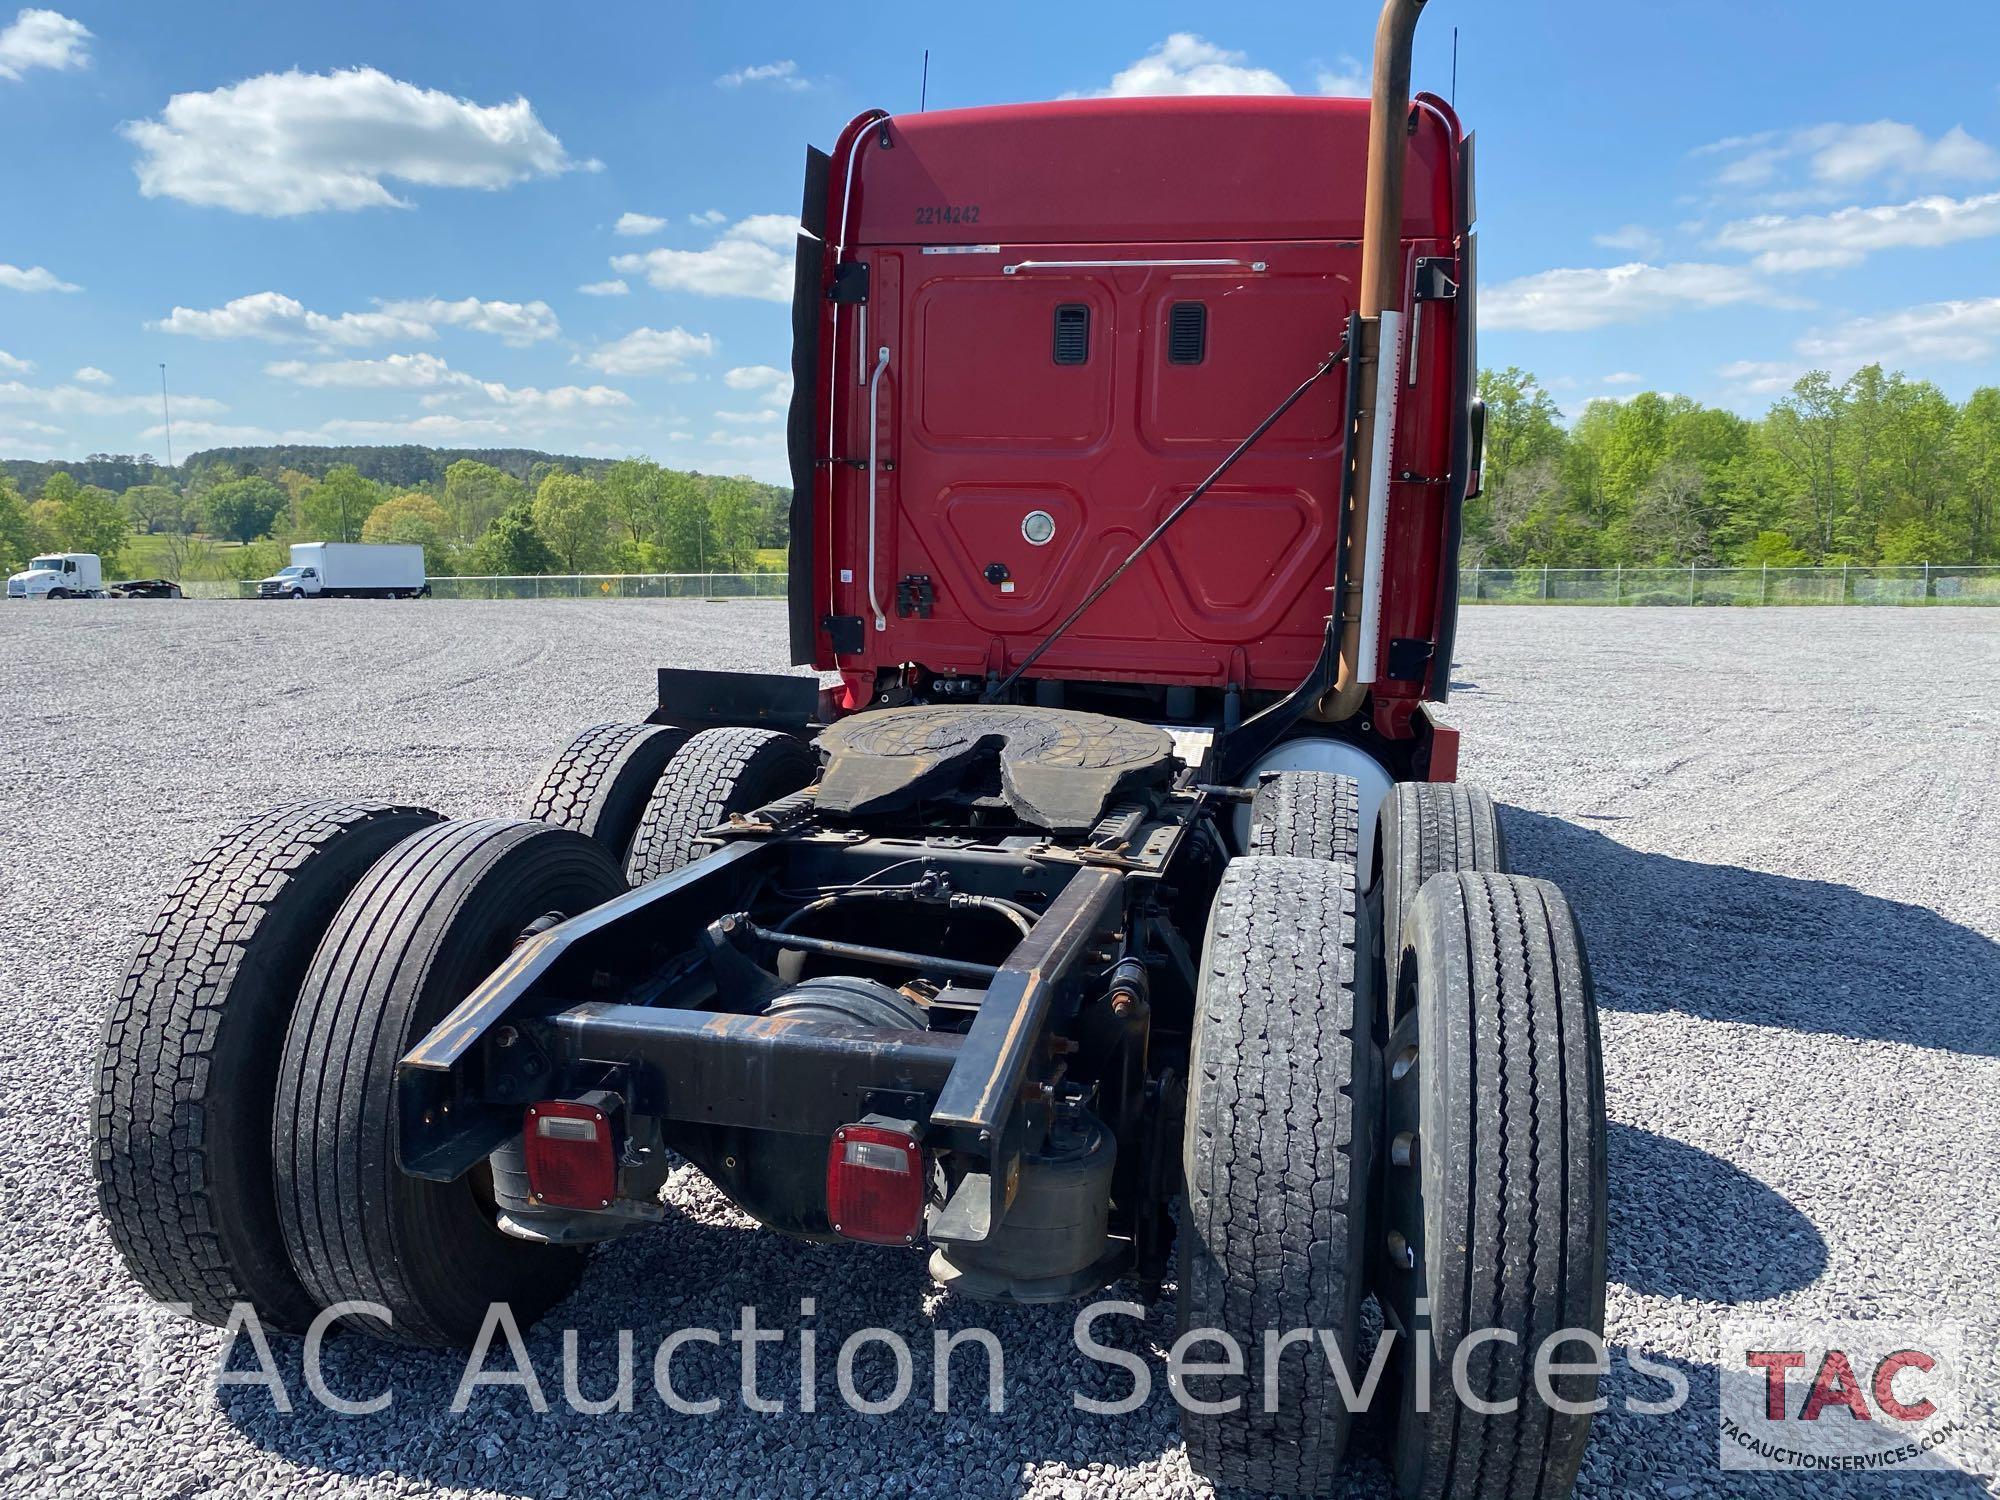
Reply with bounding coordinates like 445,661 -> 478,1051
256,542 -> 427,600
7,552 -> 104,599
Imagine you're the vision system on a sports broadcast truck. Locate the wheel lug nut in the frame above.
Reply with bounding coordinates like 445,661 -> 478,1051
1385,1229 -> 1414,1270
1391,1131 -> 1416,1168
1390,1044 -> 1419,1082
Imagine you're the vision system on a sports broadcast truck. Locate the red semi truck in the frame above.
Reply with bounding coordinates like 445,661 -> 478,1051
94,4 -> 1606,1494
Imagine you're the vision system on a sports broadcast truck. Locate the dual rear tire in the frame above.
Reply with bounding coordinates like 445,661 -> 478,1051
92,800 -> 446,1331
523,720 -> 818,884
94,812 -> 625,1349
274,819 -> 625,1345
1183,772 -> 1604,1499
96,721 -> 821,1347
1178,852 -> 1376,1493
1384,872 -> 1606,1500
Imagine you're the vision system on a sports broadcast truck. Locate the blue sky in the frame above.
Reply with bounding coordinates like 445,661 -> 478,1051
1,1 -> 1996,482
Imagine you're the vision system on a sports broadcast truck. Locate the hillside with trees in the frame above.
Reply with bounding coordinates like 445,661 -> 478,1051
0,445 -> 791,581
5,364 -> 1996,584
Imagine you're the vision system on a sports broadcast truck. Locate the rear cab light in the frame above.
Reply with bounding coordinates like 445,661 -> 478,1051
826,1121 -> 926,1245
523,1098 -> 619,1210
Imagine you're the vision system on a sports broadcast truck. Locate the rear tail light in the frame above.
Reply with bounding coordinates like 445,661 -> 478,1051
523,1100 -> 617,1210
825,1123 -> 926,1245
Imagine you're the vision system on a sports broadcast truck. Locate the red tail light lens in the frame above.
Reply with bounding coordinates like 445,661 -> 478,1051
523,1100 -> 617,1210
825,1123 -> 925,1244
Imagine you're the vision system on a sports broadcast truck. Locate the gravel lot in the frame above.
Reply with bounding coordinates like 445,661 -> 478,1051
2,600 -> 1996,1499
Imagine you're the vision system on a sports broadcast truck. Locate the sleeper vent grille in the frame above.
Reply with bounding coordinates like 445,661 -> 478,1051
1168,302 -> 1207,364
1052,304 -> 1090,365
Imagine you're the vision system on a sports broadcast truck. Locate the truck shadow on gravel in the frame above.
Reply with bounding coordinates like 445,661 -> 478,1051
1501,808 -> 2000,1058
1582,1348 -> 1992,1499
217,1187 -> 1201,1499
1607,1123 -> 1826,1303
208,1132 -> 1827,1500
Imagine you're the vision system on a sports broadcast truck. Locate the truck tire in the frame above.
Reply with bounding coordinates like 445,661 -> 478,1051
91,799 -> 446,1332
274,819 -> 625,1348
625,727 -> 817,885
523,721 -> 690,865
1246,769 -> 1362,862
1384,872 -> 1606,1500
1379,782 -> 1506,1017
1179,855 -> 1376,1494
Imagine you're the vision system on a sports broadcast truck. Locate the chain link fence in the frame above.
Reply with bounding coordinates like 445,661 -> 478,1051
1460,564 -> 2000,605
180,565 -> 2000,606
180,572 -> 787,601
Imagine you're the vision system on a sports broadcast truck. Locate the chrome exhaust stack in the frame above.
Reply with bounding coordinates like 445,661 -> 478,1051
1320,0 -> 1427,721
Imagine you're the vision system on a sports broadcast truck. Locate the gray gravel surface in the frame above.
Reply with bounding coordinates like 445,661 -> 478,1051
2,600 -> 1995,1499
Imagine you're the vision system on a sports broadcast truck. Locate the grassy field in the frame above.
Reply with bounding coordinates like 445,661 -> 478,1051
114,533 -> 266,582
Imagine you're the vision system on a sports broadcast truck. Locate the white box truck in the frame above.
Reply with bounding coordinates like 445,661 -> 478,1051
7,552 -> 104,599
255,542 -> 427,600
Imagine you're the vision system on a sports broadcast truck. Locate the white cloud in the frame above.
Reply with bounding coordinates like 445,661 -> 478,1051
1601,371 -> 1643,386
610,213 -> 797,302
724,364 -> 792,404
152,292 -> 434,346
376,295 -> 559,344
1717,358 -> 1810,396
121,67 -> 586,215
265,352 -> 461,388
264,351 -> 630,412
135,419 -> 286,447
582,326 -> 716,376
714,408 -> 782,425
1084,34 -> 1291,98
1700,121 -> 1999,192
1796,296 -> 2000,366
716,60 -> 807,91
1711,191 -> 2000,271
0,7 -> 89,81
70,365 -> 110,384
1593,224 -> 1665,257
458,383 -> 631,412
578,278 -> 629,296
1482,261 -> 1791,332
690,208 -> 726,226
1313,57 -> 1366,96
0,261 -> 79,292
0,349 -> 31,374
153,291 -> 556,347
615,211 -> 667,236
1,379 -> 224,418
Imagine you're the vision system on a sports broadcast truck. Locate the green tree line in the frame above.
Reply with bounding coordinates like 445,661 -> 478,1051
1473,365 -> 2000,568
1,449 -> 791,581
10,366 -> 1997,582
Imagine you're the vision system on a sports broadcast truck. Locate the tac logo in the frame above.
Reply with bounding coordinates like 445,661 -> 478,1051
1719,1319 -> 1966,1473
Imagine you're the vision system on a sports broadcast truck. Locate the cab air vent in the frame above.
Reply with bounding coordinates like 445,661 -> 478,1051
1052,304 -> 1090,365
1168,302 -> 1207,365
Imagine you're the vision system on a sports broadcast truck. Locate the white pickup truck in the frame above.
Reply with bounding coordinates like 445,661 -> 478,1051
7,552 -> 103,599
256,542 -> 427,600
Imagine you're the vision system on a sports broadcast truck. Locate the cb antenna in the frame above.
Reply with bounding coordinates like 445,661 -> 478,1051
1450,26 -> 1458,109
158,363 -> 174,470
920,49 -> 929,111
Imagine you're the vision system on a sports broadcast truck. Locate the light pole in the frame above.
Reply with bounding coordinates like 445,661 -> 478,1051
158,363 -> 174,471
